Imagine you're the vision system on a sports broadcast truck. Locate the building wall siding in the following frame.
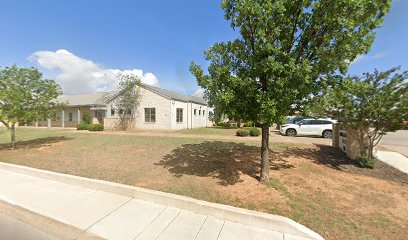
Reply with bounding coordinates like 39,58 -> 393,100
105,88 -> 172,130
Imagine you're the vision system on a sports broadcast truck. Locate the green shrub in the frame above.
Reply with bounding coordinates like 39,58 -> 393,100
81,113 -> 92,124
87,124 -> 104,131
249,127 -> 261,136
227,122 -> 238,128
216,122 -> 225,126
357,156 -> 377,169
236,129 -> 249,137
76,123 -> 89,130
244,121 -> 254,127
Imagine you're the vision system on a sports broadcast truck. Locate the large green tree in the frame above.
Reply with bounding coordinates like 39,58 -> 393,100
190,0 -> 391,181
326,67 -> 408,161
0,65 -> 62,148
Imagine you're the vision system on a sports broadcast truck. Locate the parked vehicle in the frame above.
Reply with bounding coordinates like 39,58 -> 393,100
279,119 -> 335,139
285,116 -> 313,124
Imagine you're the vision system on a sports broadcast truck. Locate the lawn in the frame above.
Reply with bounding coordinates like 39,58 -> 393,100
1,128 -> 408,240
173,126 -> 249,135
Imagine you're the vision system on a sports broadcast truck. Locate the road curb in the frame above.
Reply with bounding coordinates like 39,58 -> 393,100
0,199 -> 103,240
0,162 -> 324,240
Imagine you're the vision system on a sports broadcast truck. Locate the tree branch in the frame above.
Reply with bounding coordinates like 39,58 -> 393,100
287,2 -> 303,53
0,120 -> 10,130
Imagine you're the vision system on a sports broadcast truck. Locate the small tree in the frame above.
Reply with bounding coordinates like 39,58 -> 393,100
328,67 -> 408,161
0,65 -> 62,148
109,74 -> 141,130
82,113 -> 92,124
191,0 -> 391,181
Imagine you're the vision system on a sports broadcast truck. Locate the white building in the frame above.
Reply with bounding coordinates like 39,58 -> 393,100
32,84 -> 211,130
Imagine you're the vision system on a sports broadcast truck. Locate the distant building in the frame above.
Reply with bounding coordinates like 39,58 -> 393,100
31,84 -> 211,130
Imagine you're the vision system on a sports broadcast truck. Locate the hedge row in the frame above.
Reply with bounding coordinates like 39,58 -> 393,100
236,127 -> 261,137
76,123 -> 104,131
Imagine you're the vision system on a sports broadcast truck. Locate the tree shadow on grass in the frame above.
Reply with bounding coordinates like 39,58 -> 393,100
156,141 -> 294,186
278,144 -> 362,171
283,144 -> 408,184
0,136 -> 73,150
158,140 -> 408,185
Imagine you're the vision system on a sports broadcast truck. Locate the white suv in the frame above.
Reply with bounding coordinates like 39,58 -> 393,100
279,119 -> 334,139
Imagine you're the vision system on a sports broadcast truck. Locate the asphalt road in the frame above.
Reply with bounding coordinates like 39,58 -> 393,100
379,130 -> 408,157
0,213 -> 59,240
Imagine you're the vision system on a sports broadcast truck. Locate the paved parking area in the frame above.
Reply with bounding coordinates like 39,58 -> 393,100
379,130 -> 408,157
269,130 -> 332,146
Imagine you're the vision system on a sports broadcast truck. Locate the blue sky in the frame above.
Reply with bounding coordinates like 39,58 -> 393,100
0,0 -> 406,95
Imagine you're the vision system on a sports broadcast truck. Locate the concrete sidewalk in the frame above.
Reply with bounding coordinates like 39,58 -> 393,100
376,150 -> 408,175
0,164 -> 322,240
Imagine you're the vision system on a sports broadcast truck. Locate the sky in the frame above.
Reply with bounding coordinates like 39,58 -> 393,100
0,0 -> 406,96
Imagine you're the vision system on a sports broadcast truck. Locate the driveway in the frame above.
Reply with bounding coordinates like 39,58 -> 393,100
379,130 -> 408,157
269,130 -> 332,146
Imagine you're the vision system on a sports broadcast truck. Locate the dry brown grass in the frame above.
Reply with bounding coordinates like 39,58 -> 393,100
1,128 -> 408,240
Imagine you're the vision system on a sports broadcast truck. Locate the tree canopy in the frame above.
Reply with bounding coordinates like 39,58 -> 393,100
190,0 -> 391,181
326,67 -> 408,161
0,65 -> 62,147
107,74 -> 141,130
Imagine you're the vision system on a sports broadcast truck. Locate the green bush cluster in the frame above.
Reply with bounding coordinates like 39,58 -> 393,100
76,123 -> 89,130
87,124 -> 104,131
236,129 -> 249,136
357,156 -> 377,169
236,127 -> 261,137
76,123 -> 104,131
81,113 -> 92,124
226,122 -> 238,128
243,121 -> 254,127
249,127 -> 261,136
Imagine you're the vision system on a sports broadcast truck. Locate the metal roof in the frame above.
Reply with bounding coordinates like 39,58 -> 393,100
140,84 -> 207,105
57,92 -> 114,106
58,84 -> 207,107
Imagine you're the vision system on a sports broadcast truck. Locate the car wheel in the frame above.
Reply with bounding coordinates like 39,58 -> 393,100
286,129 -> 297,137
323,130 -> 332,139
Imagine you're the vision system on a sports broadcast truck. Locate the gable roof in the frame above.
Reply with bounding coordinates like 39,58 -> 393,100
141,84 -> 207,105
58,84 -> 207,107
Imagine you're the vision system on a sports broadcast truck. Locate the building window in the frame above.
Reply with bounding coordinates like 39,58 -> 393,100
111,109 -> 115,116
176,108 -> 183,123
199,110 -> 201,116
203,110 -> 205,116
119,109 -> 124,115
68,112 -> 73,121
145,108 -> 156,123
194,109 -> 197,115
127,109 -> 132,115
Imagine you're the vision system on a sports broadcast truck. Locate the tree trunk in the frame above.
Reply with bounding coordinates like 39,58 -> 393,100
260,124 -> 270,182
237,119 -> 241,128
367,139 -> 374,159
10,123 -> 16,149
358,129 -> 366,157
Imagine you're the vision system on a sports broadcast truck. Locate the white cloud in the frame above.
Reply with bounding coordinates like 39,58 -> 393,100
351,51 -> 389,64
29,49 -> 159,94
